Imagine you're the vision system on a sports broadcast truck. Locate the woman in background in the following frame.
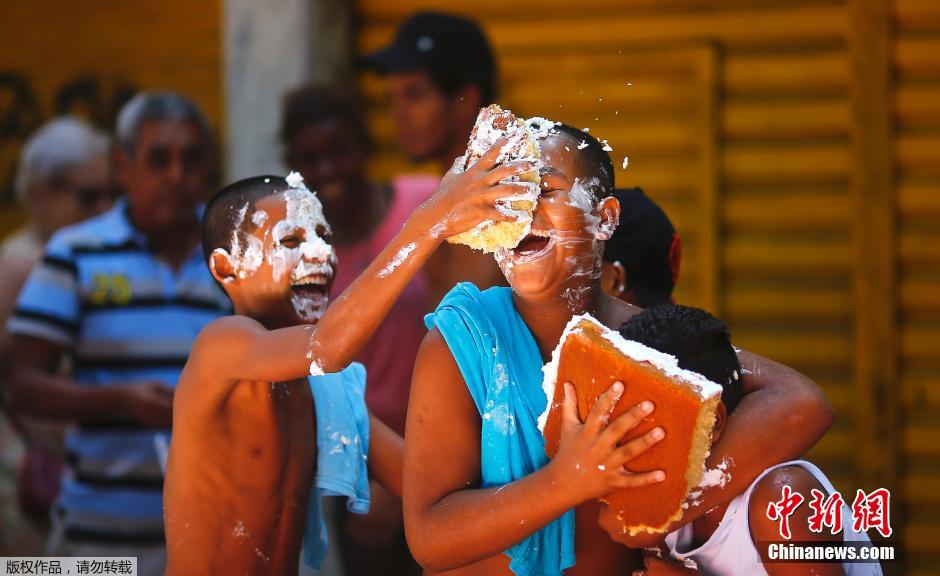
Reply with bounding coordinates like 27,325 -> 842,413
0,117 -> 114,554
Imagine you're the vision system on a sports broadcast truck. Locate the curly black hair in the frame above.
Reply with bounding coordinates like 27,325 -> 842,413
618,304 -> 743,414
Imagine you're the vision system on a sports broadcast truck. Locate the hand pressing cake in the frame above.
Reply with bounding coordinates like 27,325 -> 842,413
446,104 -> 556,253
539,314 -> 722,536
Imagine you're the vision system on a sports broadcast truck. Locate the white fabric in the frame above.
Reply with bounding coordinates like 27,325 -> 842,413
664,460 -> 883,576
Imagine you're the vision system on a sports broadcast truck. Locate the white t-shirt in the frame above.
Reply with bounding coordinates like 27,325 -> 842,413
664,460 -> 884,576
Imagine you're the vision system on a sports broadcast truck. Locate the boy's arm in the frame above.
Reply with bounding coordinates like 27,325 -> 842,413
748,466 -> 845,576
603,351 -> 834,547
368,413 -> 403,498
634,551 -> 700,575
303,142 -> 535,376
403,329 -> 665,572
194,140 -> 537,385
701,352 -> 834,513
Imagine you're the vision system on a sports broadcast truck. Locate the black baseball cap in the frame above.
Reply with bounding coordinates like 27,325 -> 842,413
362,12 -> 496,101
603,187 -> 682,308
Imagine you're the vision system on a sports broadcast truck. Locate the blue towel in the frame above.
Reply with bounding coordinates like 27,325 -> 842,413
425,283 -> 576,576
302,362 -> 371,570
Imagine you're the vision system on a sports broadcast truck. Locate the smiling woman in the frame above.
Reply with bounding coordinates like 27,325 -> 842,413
401,114 -> 835,576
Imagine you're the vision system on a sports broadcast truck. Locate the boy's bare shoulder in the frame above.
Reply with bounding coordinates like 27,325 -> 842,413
188,315 -> 266,369
748,463 -> 840,544
178,316 -> 268,398
196,315 -> 264,346
751,464 -> 826,502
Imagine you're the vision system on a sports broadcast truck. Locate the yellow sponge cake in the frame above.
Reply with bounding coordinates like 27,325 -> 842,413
539,314 -> 722,536
447,105 -> 555,253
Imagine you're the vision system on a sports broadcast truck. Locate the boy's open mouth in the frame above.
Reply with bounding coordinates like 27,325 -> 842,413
291,273 -> 330,299
512,231 -> 553,260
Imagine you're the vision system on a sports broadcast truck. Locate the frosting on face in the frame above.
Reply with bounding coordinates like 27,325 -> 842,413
224,204 -> 265,280
269,173 -> 336,322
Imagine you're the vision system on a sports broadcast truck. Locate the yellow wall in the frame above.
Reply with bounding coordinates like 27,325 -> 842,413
357,1 -> 938,573
0,0 -> 221,234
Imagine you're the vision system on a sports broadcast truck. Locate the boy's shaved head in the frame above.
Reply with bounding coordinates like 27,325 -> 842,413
202,175 -> 287,264
618,304 -> 743,414
550,123 -> 615,199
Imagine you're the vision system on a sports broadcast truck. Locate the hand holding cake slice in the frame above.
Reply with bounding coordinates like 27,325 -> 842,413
446,104 -> 557,253
539,314 -> 722,536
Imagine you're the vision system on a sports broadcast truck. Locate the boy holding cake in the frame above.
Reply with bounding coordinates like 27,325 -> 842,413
403,106 -> 835,575
163,139 -> 536,575
606,305 -> 881,576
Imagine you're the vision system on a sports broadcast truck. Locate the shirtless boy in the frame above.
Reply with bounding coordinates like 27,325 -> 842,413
404,123 -> 834,575
164,140 -> 533,575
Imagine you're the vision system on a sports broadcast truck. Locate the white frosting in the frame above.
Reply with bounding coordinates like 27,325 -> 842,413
567,177 -> 602,235
233,521 -> 250,538
291,291 -> 328,323
458,106 -> 559,249
285,170 -> 305,189
228,203 -> 265,279
268,183 -> 335,283
523,116 -> 559,140
537,313 -> 724,432
378,242 -> 417,278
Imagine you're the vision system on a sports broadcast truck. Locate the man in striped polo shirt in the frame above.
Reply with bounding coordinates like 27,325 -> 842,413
6,92 -> 230,574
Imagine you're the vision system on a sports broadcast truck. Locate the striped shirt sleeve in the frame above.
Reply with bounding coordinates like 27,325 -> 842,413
7,234 -> 81,347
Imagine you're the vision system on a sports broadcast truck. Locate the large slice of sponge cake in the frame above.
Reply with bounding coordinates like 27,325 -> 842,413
539,313 -> 722,536
446,104 -> 548,253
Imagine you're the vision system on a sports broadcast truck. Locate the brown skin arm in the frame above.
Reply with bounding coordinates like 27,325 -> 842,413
7,335 -> 173,427
749,466 -> 845,576
368,413 -> 404,497
0,256 -> 35,411
192,145 -> 536,385
403,329 -> 665,571
403,329 -> 573,570
191,202 -> 495,384
634,551 -> 700,576
603,350 -> 834,547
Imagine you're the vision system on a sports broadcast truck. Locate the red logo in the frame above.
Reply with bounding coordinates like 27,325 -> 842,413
808,488 -> 845,535
766,485 -> 805,540
767,485 -> 893,539
851,488 -> 892,538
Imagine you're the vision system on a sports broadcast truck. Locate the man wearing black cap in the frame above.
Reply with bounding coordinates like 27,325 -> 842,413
364,11 -> 496,166
364,11 -> 505,304
601,187 -> 682,307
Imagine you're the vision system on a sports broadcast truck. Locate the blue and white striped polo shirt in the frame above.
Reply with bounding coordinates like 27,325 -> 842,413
8,198 -> 231,544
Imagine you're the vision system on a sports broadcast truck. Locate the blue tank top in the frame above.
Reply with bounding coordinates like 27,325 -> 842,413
425,283 -> 575,576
